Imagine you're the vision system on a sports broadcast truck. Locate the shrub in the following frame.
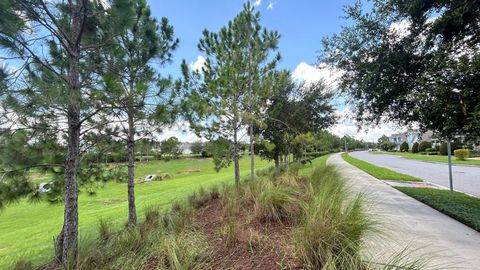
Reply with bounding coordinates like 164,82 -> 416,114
411,142 -> 419,153
255,185 -> 300,223
440,140 -> 463,155
454,149 -> 471,160
399,141 -> 409,152
417,141 -> 432,152
98,219 -> 112,241
294,166 -> 375,269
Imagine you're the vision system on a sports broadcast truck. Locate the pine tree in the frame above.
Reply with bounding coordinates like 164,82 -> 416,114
101,0 -> 178,227
0,0 -> 133,264
179,2 -> 279,184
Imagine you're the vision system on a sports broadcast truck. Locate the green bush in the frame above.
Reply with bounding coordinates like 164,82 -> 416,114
440,141 -> 463,155
417,141 -> 432,152
411,142 -> 419,153
454,149 -> 471,160
399,142 -> 409,152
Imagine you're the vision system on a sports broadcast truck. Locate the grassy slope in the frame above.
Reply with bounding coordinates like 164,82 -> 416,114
0,156 -> 271,268
396,187 -> 480,231
298,154 -> 331,176
341,153 -> 422,182
371,151 -> 480,166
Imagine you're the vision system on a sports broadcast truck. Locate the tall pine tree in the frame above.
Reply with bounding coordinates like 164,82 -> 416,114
179,2 -> 279,183
0,0 -> 133,264
101,0 -> 178,227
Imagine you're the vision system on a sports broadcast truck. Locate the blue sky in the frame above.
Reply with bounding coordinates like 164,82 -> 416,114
148,0 -> 399,142
148,0 -> 354,78
0,0 -> 397,142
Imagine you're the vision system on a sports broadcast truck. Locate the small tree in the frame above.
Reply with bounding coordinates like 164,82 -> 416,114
190,141 -> 204,155
160,137 -> 182,159
102,0 -> 178,227
255,73 -> 336,167
179,3 -> 280,184
411,142 -> 419,153
378,135 -> 395,151
399,142 -> 409,152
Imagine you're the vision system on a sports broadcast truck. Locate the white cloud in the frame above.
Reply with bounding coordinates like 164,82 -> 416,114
329,107 -> 401,142
291,62 -> 343,90
267,2 -> 274,9
189,55 -> 206,72
389,19 -> 411,38
253,0 -> 261,6
156,121 -> 202,142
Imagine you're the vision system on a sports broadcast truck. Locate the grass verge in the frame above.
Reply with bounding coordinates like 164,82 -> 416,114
371,151 -> 480,166
396,187 -> 480,231
341,153 -> 422,182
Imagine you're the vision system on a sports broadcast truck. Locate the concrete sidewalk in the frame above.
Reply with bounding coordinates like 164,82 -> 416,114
328,153 -> 480,269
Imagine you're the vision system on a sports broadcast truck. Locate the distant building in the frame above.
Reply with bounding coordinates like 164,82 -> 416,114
389,129 -> 436,150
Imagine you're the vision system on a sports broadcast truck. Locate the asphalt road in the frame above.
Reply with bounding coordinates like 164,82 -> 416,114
350,151 -> 480,197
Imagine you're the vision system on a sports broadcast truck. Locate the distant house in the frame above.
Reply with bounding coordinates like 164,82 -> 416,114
389,129 -> 436,150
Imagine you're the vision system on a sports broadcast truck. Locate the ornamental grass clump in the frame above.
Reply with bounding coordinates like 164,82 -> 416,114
254,184 -> 301,223
75,204 -> 208,270
294,166 -> 375,269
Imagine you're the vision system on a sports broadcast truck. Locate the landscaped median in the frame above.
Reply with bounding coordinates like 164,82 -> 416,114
341,153 -> 422,182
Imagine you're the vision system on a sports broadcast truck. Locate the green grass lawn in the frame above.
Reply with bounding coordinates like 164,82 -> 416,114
396,187 -> 480,231
0,156 -> 272,269
341,153 -> 422,182
298,154 -> 331,176
371,151 -> 480,166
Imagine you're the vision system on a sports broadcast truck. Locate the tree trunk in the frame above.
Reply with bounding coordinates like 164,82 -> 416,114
55,3 -> 83,265
274,154 -> 280,168
59,106 -> 81,265
249,124 -> 255,180
233,128 -> 240,185
127,112 -> 137,227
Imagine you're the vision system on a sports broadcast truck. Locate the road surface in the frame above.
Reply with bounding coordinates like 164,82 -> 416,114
328,154 -> 480,269
349,151 -> 480,197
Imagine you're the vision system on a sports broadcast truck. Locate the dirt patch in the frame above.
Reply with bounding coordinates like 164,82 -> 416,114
194,198 -> 301,270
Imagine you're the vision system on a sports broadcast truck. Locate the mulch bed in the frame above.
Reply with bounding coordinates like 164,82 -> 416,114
194,198 -> 302,270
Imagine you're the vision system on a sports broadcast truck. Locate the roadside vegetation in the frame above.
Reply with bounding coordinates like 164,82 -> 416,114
14,161 -> 427,270
341,153 -> 422,182
371,151 -> 480,166
396,187 -> 480,232
0,157 -> 270,269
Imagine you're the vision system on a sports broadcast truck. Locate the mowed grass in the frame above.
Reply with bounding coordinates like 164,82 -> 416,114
0,156 -> 271,269
371,151 -> 480,166
298,154 -> 331,176
341,153 -> 422,182
396,187 -> 480,231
